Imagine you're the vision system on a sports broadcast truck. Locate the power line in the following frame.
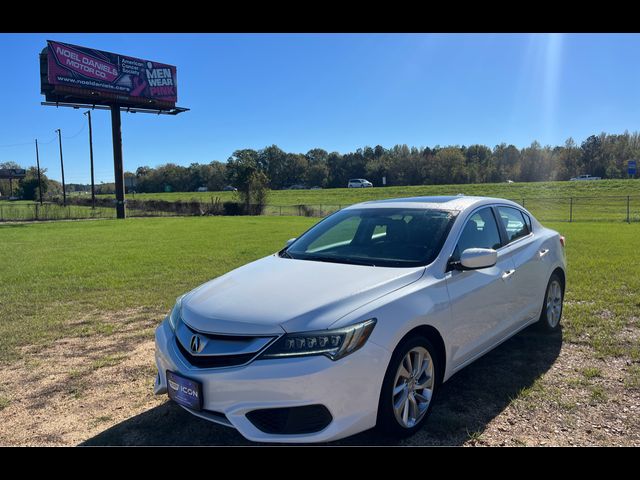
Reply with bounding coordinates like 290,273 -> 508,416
38,136 -> 58,145
0,135 -> 57,149
0,117 -> 86,149
0,141 -> 34,148
62,123 -> 86,140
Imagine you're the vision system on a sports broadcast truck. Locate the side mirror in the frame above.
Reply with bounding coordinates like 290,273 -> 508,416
285,238 -> 297,248
459,248 -> 497,270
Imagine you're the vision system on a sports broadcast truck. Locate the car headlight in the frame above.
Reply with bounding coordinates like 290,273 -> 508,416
260,318 -> 376,361
168,295 -> 184,331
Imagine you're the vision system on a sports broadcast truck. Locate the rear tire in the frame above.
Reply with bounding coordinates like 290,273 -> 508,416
538,272 -> 564,331
376,335 -> 440,437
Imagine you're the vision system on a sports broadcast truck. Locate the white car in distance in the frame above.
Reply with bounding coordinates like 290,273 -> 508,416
154,196 -> 566,443
348,178 -> 373,188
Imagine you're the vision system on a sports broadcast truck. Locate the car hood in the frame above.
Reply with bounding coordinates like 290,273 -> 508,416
180,254 -> 425,335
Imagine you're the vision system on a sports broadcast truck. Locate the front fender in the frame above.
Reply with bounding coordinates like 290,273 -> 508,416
333,273 -> 455,382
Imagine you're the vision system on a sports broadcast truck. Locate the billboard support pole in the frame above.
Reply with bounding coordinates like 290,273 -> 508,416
110,105 -> 126,219
55,129 -> 66,206
35,139 -> 43,205
84,111 -> 96,209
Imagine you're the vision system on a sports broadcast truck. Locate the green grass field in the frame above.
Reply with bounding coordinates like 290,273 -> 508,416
0,216 -> 638,365
99,178 -> 640,205
3,178 -> 639,223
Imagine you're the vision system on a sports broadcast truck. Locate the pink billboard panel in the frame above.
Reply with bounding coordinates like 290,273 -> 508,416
46,40 -> 177,104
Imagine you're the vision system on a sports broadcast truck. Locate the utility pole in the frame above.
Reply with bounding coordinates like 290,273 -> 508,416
55,129 -> 67,206
110,105 -> 126,219
84,110 -> 96,209
35,139 -> 43,205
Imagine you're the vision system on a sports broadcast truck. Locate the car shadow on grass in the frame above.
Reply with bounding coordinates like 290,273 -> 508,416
82,324 -> 562,446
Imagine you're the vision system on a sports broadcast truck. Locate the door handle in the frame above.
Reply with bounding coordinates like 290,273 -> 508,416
502,269 -> 515,280
538,248 -> 550,258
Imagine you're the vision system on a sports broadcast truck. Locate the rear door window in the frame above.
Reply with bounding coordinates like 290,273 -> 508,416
497,206 -> 530,243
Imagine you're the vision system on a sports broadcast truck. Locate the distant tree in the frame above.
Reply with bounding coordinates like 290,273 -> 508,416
92,129 -> 640,197
0,161 -> 22,169
305,148 -> 329,187
326,151 -> 345,188
260,145 -> 288,189
306,161 -> 329,188
17,167 -> 49,201
519,141 -> 545,182
373,145 -> 386,159
226,150 -> 270,209
365,155 -> 391,186
581,135 -> 605,177
465,145 -> 494,183
305,148 -> 329,164
207,161 -> 228,191
47,179 -> 63,198
432,148 -> 466,184
0,161 -> 24,197
556,138 -> 581,180
283,153 -> 309,186
123,171 -> 137,193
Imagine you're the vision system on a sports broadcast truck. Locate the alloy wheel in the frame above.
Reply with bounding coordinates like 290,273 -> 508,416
392,346 -> 434,428
546,279 -> 563,328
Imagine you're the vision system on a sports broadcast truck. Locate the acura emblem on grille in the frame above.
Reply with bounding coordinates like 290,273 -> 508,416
190,335 -> 203,353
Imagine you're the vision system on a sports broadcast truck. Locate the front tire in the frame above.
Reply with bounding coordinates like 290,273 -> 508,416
376,335 -> 439,437
538,272 -> 564,331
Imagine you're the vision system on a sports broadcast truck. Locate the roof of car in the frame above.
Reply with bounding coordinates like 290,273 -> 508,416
346,195 -> 521,211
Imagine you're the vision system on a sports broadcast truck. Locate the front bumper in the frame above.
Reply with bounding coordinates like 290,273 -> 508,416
154,319 -> 391,443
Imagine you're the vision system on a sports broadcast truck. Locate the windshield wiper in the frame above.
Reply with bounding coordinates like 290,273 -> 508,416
301,255 -> 375,267
279,249 -> 295,259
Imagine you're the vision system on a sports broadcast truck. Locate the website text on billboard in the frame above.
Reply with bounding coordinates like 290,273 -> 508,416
46,40 -> 177,105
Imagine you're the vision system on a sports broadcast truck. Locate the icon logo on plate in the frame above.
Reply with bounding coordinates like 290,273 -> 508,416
168,379 -> 179,391
190,335 -> 203,353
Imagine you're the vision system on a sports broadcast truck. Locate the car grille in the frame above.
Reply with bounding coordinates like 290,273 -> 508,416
175,338 -> 257,368
246,405 -> 333,435
173,318 -> 277,369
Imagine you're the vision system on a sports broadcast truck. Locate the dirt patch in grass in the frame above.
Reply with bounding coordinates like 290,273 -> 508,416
0,309 -> 165,446
466,343 -> 640,446
0,316 -> 638,446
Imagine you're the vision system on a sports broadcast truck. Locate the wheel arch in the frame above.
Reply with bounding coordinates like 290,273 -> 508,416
396,324 -> 446,386
551,266 -> 566,292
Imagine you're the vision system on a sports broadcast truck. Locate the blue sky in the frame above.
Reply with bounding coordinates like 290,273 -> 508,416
1,33 -> 639,184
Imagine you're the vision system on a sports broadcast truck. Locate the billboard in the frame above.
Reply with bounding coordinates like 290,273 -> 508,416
0,169 -> 27,179
41,40 -> 178,108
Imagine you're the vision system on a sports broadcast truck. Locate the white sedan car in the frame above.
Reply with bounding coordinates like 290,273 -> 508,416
154,195 -> 566,443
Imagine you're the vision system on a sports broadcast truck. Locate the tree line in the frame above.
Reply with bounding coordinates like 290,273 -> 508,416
129,131 -> 640,193
2,131 -> 639,200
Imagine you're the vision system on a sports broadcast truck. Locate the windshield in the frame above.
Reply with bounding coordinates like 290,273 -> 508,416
283,207 -> 457,267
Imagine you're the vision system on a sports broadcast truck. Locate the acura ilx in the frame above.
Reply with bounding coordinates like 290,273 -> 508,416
154,195 -> 566,443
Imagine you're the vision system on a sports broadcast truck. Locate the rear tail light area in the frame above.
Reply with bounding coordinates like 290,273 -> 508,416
559,235 -> 566,248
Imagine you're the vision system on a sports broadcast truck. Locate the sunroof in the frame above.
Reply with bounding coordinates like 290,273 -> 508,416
375,196 -> 463,204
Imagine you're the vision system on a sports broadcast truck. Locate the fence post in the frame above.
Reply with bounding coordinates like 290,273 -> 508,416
279,206 -> 282,216
569,197 -> 573,223
35,204 -> 38,220
0,205 -> 3,221
522,198 -> 525,207
627,196 -> 630,224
